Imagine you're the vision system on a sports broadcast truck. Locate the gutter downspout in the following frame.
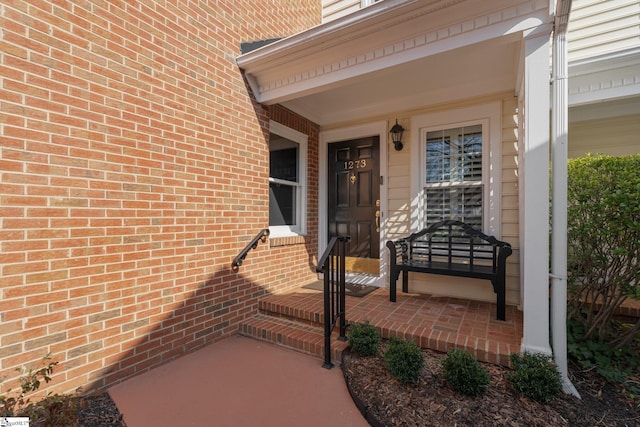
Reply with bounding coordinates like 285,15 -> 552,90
551,0 -> 580,398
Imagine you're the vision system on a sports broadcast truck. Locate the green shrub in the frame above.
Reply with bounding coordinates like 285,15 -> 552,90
441,349 -> 490,395
567,154 -> 640,349
1,356 -> 58,417
508,353 -> 562,403
17,394 -> 79,426
0,354 -> 77,425
567,318 -> 640,395
384,336 -> 424,384
348,320 -> 381,357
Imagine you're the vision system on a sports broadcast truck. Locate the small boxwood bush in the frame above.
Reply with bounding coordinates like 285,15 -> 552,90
384,336 -> 424,384
441,348 -> 490,395
508,352 -> 562,403
348,320 -> 380,357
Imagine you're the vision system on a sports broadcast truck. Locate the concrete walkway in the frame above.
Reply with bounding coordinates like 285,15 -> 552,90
109,335 -> 369,427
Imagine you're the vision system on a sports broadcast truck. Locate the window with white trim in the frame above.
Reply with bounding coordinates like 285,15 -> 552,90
269,121 -> 307,236
423,123 -> 485,230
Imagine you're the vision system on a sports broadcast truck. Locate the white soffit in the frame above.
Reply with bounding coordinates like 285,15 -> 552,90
568,47 -> 640,106
285,36 -> 520,125
237,0 -> 552,124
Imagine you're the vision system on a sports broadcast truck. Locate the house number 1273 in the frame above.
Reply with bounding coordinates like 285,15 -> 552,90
343,160 -> 366,170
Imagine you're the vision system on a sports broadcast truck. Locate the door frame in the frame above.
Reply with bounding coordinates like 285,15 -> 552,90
319,121 -> 388,287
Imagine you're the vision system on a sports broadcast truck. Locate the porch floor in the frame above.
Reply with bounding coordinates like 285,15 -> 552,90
260,284 -> 523,366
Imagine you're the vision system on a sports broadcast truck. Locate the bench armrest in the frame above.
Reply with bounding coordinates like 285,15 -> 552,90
386,239 -> 409,264
496,243 -> 513,266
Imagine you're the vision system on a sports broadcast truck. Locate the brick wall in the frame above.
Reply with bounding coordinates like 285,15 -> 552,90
0,0 -> 321,395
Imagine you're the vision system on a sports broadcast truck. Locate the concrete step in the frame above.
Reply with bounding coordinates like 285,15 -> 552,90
239,314 -> 348,365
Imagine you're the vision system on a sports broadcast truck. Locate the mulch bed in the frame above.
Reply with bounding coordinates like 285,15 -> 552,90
342,346 -> 640,427
76,393 -> 127,427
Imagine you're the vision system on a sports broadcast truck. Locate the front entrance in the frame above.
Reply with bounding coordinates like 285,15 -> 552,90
327,136 -> 380,274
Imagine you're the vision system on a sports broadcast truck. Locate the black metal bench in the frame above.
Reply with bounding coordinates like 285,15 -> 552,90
386,220 -> 512,321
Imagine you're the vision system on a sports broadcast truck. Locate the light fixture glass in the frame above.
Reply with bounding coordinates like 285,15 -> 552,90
389,119 -> 404,151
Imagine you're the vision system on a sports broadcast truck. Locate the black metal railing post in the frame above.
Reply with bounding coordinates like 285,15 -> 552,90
338,238 -> 347,341
322,256 -> 333,369
316,236 -> 350,369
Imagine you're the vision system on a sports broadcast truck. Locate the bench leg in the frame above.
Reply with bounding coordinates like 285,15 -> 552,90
402,270 -> 408,293
389,267 -> 397,302
389,269 -> 408,302
492,278 -> 506,321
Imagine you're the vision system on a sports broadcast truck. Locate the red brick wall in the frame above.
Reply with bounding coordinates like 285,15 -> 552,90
0,0 -> 321,394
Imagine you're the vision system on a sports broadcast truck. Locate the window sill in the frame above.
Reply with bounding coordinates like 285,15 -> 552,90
269,235 -> 306,247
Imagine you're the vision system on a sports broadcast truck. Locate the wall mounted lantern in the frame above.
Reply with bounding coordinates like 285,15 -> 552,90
389,119 -> 404,151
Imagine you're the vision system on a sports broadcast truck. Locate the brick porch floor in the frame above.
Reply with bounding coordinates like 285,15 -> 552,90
244,284 -> 523,367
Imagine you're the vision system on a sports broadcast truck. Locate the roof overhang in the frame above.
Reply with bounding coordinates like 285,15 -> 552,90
237,0 -> 553,126
569,47 -> 640,107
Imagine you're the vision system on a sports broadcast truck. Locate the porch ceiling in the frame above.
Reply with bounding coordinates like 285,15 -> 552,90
237,0 -> 552,126
281,37 -> 520,126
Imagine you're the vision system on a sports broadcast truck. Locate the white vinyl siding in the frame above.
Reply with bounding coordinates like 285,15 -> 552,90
569,114 -> 640,157
568,0 -> 640,61
386,118 -> 411,239
322,0 -> 360,22
501,97 -> 520,305
321,0 -> 381,22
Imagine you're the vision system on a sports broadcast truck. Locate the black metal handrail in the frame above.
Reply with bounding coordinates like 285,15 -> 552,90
315,236 -> 350,369
232,229 -> 270,268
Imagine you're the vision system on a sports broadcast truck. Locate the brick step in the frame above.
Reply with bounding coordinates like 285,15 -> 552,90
250,288 -> 522,367
258,292 -> 325,326
239,314 -> 348,365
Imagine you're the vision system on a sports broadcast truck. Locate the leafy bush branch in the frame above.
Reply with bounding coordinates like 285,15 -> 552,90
568,318 -> 640,395
0,354 -> 78,425
1,354 -> 58,416
567,154 -> 640,349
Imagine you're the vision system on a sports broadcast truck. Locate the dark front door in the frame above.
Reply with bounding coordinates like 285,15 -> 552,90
328,136 -> 380,273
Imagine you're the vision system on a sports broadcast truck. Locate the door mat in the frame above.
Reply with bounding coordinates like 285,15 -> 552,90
301,280 -> 378,298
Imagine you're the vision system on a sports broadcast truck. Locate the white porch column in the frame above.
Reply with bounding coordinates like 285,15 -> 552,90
520,33 -> 553,355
